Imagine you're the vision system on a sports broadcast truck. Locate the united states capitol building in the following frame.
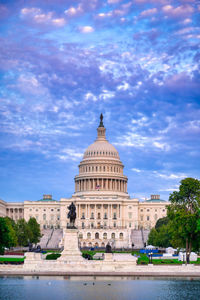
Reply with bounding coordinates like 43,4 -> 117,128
0,115 -> 169,248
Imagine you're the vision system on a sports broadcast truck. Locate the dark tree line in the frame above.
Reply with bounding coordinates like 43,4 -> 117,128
0,217 -> 41,254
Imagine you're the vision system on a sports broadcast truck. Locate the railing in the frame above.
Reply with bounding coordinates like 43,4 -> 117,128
78,226 -> 127,230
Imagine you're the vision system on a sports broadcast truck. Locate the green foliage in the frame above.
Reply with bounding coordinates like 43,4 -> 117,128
4,217 -> 17,247
28,217 -> 41,244
15,219 -> 31,246
0,217 -> 10,254
155,217 -> 169,230
148,219 -> 172,248
167,178 -> 200,261
46,253 -> 61,260
137,253 -> 149,265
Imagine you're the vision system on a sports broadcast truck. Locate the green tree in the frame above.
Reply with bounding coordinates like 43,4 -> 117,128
167,177 -> 200,263
148,217 -> 172,248
0,217 -> 10,254
15,219 -> 31,246
28,217 -> 41,244
4,217 -> 17,247
155,217 -> 169,230
147,228 -> 158,246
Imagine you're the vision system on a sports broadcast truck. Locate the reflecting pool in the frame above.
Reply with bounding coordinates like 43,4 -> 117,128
0,276 -> 200,300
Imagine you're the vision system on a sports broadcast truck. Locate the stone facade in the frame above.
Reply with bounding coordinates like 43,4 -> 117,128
0,115 -> 169,248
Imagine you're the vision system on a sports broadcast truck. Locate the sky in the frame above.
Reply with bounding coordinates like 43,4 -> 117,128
0,0 -> 200,203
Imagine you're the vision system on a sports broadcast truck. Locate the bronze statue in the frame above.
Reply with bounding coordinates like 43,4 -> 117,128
67,202 -> 76,228
99,113 -> 104,127
105,242 -> 112,253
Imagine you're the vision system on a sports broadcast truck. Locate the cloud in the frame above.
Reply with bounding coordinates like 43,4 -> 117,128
140,8 -> 158,18
84,92 -> 98,102
162,4 -> 194,18
154,172 -> 187,180
79,26 -> 94,33
132,168 -> 142,173
56,148 -> 83,161
64,4 -> 83,17
21,7 -> 66,27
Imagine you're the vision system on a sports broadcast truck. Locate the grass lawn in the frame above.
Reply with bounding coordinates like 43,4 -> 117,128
0,257 -> 24,262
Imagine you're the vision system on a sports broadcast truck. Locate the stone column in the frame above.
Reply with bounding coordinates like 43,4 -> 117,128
89,179 -> 91,190
95,204 -> 97,226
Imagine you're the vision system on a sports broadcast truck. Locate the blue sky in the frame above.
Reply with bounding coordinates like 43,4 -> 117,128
0,0 -> 200,202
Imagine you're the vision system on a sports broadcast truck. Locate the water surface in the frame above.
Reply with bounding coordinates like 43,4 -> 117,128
0,276 -> 200,300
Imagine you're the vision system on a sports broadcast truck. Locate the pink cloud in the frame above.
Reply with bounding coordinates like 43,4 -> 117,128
64,4 -> 83,17
162,4 -> 194,18
140,8 -> 158,17
21,7 -> 66,27
79,26 -> 94,33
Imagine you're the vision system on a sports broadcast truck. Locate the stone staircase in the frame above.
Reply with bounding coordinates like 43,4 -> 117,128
47,229 -> 63,249
131,229 -> 150,249
38,229 -> 53,249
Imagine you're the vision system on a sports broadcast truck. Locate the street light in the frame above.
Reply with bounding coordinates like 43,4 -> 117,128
149,251 -> 153,264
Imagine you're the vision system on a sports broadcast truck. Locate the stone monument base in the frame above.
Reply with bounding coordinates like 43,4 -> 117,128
104,253 -> 113,261
58,228 -> 84,262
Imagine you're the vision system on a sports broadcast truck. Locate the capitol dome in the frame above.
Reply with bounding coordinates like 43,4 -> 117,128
83,121 -> 120,161
74,114 -> 128,196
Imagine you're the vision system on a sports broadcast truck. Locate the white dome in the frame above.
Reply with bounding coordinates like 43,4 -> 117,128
83,140 -> 120,160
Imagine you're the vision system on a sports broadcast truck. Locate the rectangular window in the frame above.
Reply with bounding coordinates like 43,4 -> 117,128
147,216 -> 150,221
128,212 -> 132,219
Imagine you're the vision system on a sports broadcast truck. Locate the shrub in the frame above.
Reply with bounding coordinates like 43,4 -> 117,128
46,253 -> 61,260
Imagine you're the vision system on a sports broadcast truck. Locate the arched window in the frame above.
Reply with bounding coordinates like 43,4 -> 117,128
101,242 -> 105,248
103,232 -> 107,239
98,213 -> 101,219
87,232 -> 91,239
119,233 -> 123,240
91,212 -> 94,219
111,233 -> 115,239
95,232 -> 99,239
104,213 -> 107,219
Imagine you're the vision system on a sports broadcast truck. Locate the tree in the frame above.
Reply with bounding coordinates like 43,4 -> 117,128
167,177 -> 200,263
0,217 -> 18,254
28,217 -> 41,244
148,217 -> 172,248
155,217 -> 169,230
4,217 -> 17,247
0,217 -> 10,254
15,219 -> 31,246
147,228 -> 158,246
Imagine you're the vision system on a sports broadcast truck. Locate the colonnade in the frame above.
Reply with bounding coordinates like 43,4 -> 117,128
75,178 -> 127,193
74,203 -> 123,228
6,208 -> 24,220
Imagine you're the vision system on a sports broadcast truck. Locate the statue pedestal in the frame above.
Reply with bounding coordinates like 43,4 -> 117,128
58,229 -> 83,262
104,253 -> 113,261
